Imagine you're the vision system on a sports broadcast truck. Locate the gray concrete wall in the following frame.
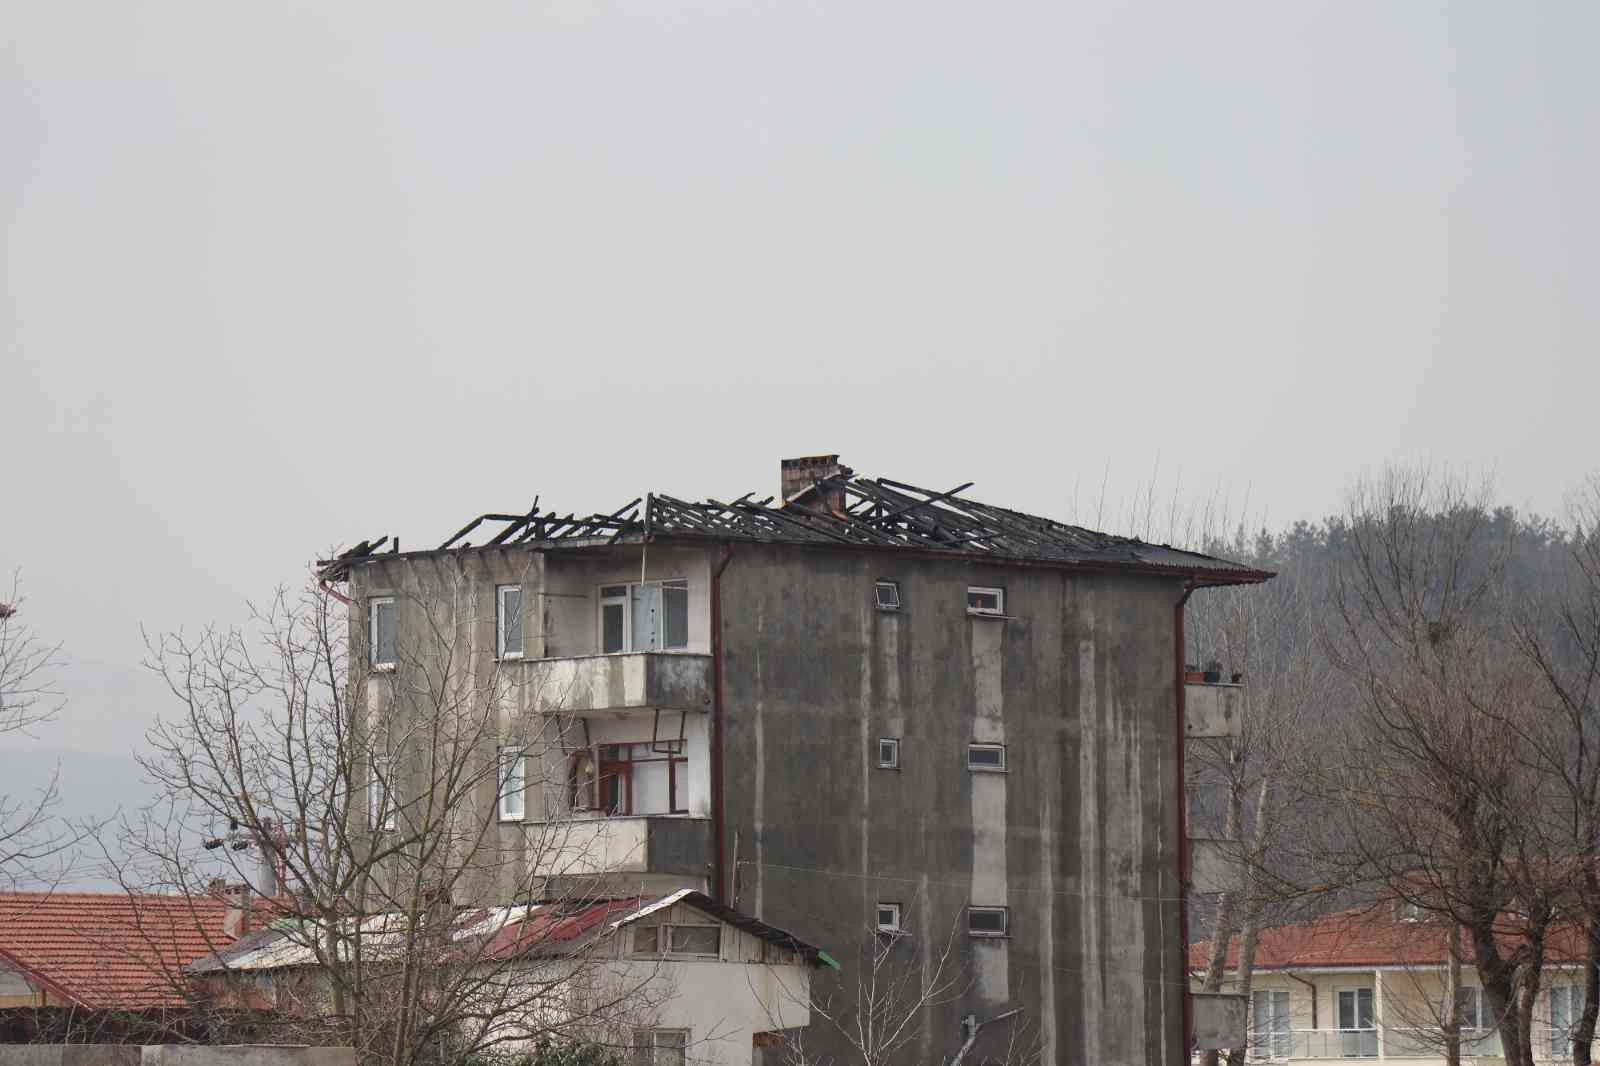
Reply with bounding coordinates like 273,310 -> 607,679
717,544 -> 1186,1066
0,1049 -> 353,1066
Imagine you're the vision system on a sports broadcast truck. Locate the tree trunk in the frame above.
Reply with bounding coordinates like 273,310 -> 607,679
1224,778 -> 1271,1066
1444,925 -> 1461,1066
1472,924 -> 1529,1066
1574,881 -> 1600,1066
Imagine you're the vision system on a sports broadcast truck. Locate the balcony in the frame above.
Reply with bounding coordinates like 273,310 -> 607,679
514,652 -> 713,716
1186,681 -> 1242,739
524,815 -> 711,880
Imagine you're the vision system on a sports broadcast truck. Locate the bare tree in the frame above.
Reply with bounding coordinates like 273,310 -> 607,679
0,571 -> 89,890
123,567 -> 674,1066
772,908 -> 1038,1066
1320,466 -> 1559,1066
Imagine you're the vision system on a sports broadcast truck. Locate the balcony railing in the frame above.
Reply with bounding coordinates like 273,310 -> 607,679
512,652 -> 712,715
1246,1029 -> 1376,1060
1381,1026 -> 1502,1058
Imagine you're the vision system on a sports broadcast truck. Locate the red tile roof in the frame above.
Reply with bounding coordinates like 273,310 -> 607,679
0,892 -> 232,1009
1191,906 -> 1588,973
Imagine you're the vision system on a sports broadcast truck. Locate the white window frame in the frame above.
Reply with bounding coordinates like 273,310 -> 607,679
1335,985 -> 1377,1059
1551,983 -> 1581,1058
877,738 -> 900,770
1250,989 -> 1291,1061
497,746 -> 526,822
876,902 -> 902,933
370,597 -> 396,670
368,755 -> 396,831
497,585 -> 523,660
875,581 -> 901,611
967,586 -> 1005,616
1452,986 -> 1482,1031
632,1029 -> 688,1066
597,579 -> 689,653
967,906 -> 1008,938
968,743 -> 1006,772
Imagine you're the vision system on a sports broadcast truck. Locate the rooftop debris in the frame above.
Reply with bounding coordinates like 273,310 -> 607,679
318,473 -> 1270,584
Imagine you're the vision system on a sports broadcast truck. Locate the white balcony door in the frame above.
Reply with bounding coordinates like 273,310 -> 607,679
1337,988 -> 1377,1058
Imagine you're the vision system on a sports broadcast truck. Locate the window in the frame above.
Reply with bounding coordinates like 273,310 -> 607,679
875,581 -> 901,610
1397,899 -> 1424,922
668,924 -> 721,956
1552,984 -> 1581,1058
632,1029 -> 687,1066
1336,987 -> 1377,1058
497,585 -> 523,659
599,580 -> 689,653
968,743 -> 1006,772
1250,989 -> 1290,1061
370,597 -> 396,669
967,906 -> 1007,937
631,925 -> 661,954
967,586 -> 1004,616
568,741 -> 688,816
1450,986 -> 1482,1031
877,738 -> 900,769
497,746 -> 526,822
633,923 -> 719,957
876,902 -> 902,933
368,755 -> 395,831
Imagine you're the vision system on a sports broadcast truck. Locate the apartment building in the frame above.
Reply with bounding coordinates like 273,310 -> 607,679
318,455 -> 1270,1065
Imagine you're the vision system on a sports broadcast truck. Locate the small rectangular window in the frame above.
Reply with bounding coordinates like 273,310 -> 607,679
877,738 -> 900,770
632,1030 -> 688,1066
370,597 -> 396,668
631,925 -> 660,955
968,743 -> 1006,772
967,906 -> 1007,937
497,746 -> 526,822
876,902 -> 902,933
967,586 -> 1004,615
662,580 -> 689,649
875,581 -> 901,610
497,585 -> 523,659
369,755 -> 396,831
667,925 -> 720,956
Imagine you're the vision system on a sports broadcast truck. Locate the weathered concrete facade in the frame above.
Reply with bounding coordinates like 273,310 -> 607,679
326,464 -> 1270,1065
718,545 -> 1187,1065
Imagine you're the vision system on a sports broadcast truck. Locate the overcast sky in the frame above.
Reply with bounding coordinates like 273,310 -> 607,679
4,1 -> 1597,875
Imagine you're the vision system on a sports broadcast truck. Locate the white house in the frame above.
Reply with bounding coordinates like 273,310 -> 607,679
1192,905 -> 1592,1064
187,890 -> 833,1066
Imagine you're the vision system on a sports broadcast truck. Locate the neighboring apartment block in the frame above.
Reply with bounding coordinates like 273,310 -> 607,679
319,455 -> 1271,1065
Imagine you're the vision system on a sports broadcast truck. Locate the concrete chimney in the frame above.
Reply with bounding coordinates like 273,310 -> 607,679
780,455 -> 853,514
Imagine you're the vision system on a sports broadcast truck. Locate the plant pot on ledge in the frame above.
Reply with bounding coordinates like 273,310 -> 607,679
1184,665 -> 1205,684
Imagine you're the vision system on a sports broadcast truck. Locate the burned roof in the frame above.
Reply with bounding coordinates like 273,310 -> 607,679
319,471 -> 1271,585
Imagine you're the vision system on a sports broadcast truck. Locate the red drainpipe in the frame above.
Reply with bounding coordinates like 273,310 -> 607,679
1175,579 -> 1198,1055
710,544 -> 735,903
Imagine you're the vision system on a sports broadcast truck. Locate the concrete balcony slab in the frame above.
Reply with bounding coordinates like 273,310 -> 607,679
514,652 -> 713,716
